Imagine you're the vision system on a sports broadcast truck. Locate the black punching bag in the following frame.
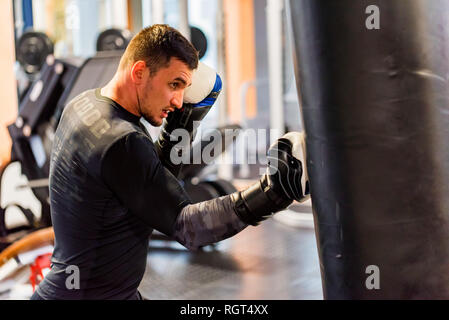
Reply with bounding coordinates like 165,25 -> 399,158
287,0 -> 449,299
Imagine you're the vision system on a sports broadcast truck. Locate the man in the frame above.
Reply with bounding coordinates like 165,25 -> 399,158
31,25 -> 307,300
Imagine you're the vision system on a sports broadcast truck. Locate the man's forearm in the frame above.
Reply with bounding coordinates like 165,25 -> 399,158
172,195 -> 247,250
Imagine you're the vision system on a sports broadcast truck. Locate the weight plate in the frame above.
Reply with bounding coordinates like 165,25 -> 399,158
96,28 -> 132,52
17,31 -> 54,74
190,26 -> 208,60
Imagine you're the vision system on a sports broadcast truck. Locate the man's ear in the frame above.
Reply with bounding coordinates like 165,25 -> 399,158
131,60 -> 147,84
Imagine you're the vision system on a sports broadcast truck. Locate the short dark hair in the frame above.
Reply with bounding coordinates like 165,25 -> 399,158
121,24 -> 198,75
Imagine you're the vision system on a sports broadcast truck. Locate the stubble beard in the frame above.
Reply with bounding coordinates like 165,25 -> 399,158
144,114 -> 162,127
139,82 -> 163,127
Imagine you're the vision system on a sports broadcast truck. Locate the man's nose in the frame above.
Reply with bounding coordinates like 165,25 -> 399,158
171,91 -> 184,109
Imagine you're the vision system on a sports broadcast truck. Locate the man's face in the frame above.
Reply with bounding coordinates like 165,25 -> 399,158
138,58 -> 193,126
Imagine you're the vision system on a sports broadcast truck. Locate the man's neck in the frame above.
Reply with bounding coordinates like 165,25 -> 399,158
101,74 -> 140,117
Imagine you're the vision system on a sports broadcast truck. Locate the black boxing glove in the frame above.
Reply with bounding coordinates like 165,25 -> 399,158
231,132 -> 310,226
154,61 -> 222,177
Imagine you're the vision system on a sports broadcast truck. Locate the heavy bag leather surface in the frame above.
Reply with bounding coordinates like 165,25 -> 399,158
287,0 -> 449,299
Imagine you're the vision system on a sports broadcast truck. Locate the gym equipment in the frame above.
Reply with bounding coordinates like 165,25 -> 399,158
0,227 -> 54,267
0,228 -> 54,287
16,31 -> 54,75
181,125 -> 240,200
178,124 -> 241,181
183,181 -> 221,204
181,131 -> 239,207
183,179 -> 238,204
96,28 -> 133,52
5,55 -> 83,233
29,252 -> 52,291
0,203 -> 36,237
190,26 -> 207,60
1,52 -> 121,246
287,0 -> 449,299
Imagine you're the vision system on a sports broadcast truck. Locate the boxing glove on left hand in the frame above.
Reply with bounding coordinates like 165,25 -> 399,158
155,61 -> 222,177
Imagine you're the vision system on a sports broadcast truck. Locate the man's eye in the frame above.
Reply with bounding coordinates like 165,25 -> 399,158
170,83 -> 179,89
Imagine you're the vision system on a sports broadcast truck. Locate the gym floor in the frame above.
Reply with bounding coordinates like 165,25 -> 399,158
139,201 -> 323,300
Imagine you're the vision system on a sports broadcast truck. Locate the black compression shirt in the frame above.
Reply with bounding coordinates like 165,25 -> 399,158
35,88 -> 191,300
